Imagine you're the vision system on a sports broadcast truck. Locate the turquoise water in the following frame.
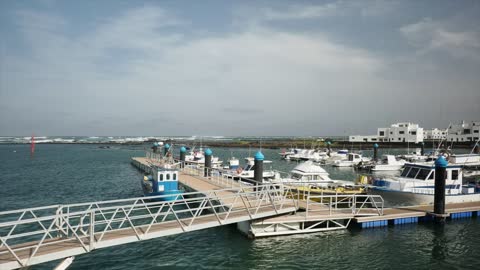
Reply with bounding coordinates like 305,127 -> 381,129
0,144 -> 479,269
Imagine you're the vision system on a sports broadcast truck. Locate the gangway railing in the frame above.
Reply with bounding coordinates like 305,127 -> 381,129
305,194 -> 384,218
0,184 -> 298,270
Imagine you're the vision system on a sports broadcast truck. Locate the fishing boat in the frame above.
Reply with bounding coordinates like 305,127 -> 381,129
368,158 -> 480,206
141,166 -> 182,201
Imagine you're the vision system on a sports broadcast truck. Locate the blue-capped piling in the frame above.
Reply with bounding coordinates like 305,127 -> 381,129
373,143 -> 379,161
434,155 -> 448,222
180,146 -> 186,168
164,143 -> 171,156
327,141 -> 332,157
204,148 -> 212,177
152,142 -> 159,153
254,151 -> 264,184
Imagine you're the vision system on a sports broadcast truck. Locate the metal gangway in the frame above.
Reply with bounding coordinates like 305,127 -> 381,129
0,184 -> 298,270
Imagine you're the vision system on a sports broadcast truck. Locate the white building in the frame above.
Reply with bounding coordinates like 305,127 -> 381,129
424,128 -> 447,140
349,122 -> 424,143
446,121 -> 480,142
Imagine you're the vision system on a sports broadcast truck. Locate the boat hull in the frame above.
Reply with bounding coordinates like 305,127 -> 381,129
144,190 -> 182,201
369,188 -> 480,206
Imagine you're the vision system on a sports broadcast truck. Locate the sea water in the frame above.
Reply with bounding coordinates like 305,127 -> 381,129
0,144 -> 479,270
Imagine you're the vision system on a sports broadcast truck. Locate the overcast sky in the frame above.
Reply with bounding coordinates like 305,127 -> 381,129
1,0 -> 479,136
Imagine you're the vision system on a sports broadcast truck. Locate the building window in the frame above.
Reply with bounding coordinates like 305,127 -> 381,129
379,131 -> 385,136
390,132 -> 393,134
399,131 -> 405,134
474,130 -> 479,134
464,129 -> 471,134
410,131 -> 417,135
398,138 -> 401,141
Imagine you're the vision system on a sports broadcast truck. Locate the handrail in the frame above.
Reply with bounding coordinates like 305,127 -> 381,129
0,184 -> 298,269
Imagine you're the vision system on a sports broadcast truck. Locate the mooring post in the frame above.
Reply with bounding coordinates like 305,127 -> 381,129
164,143 -> 170,156
204,148 -> 212,177
433,155 -> 448,222
420,142 -> 425,156
327,141 -> 332,157
373,143 -> 379,162
180,146 -> 186,168
152,142 -> 158,153
254,151 -> 264,184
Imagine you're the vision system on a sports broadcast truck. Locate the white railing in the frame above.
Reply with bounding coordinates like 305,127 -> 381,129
0,184 -> 298,269
304,194 -> 384,218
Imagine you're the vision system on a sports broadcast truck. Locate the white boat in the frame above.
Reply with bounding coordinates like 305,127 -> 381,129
368,160 -> 480,206
270,161 -> 365,197
321,149 -> 349,164
371,155 -> 406,171
279,148 -> 296,160
333,153 -> 370,167
185,149 -> 223,168
224,157 -> 276,181
223,157 -> 240,170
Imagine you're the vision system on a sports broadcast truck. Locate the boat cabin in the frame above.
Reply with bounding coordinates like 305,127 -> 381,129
145,167 -> 179,193
347,153 -> 362,162
400,163 -> 462,182
290,161 -> 331,181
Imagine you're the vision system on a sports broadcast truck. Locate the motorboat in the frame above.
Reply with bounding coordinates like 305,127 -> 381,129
358,155 -> 406,171
185,148 -> 223,168
368,159 -> 480,206
223,157 -> 276,181
333,153 -> 370,167
271,161 -> 365,197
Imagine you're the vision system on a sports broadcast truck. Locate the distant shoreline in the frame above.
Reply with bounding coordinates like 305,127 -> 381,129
0,140 -> 476,149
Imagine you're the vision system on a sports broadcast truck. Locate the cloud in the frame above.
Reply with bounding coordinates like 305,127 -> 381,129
1,2 -> 479,136
400,18 -> 480,60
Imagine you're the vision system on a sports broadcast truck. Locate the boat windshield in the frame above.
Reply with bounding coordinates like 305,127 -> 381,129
415,169 -> 431,180
401,167 -> 411,177
406,167 -> 420,178
292,173 -> 303,180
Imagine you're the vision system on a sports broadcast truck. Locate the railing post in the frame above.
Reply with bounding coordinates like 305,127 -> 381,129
89,210 -> 95,251
55,205 -> 63,238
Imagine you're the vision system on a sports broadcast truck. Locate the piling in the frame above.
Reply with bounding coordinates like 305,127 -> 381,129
204,148 -> 212,177
420,142 -> 425,156
164,143 -> 170,156
254,151 -> 264,184
433,155 -> 448,222
373,143 -> 379,161
180,146 -> 186,168
152,142 -> 158,153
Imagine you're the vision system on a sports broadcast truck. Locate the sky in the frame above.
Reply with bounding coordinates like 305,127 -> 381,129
0,0 -> 479,136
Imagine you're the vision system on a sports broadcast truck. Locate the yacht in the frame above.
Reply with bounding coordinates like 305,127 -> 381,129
272,161 -> 365,196
368,158 -> 480,206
